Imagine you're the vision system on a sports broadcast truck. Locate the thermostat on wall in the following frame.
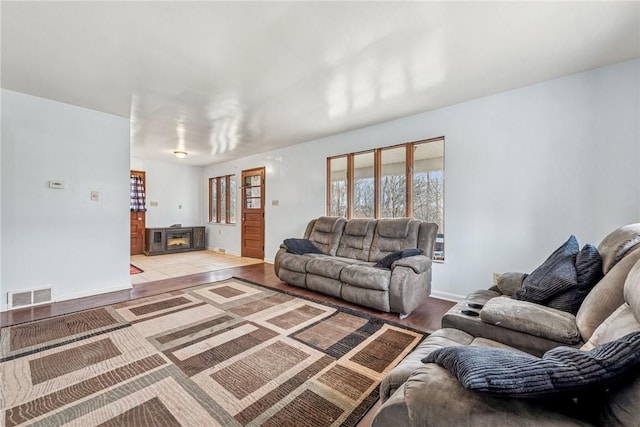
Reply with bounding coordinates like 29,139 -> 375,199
48,180 -> 65,189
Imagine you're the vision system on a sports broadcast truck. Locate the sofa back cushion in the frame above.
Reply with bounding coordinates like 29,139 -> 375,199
336,219 -> 377,261
304,216 -> 346,256
579,258 -> 640,426
576,247 -> 640,342
597,223 -> 640,274
368,218 -> 420,262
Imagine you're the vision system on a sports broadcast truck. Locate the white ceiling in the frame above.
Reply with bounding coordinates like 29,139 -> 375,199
2,1 -> 639,166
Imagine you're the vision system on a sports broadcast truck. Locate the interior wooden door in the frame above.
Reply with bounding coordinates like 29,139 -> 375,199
241,167 -> 265,259
130,170 -> 146,255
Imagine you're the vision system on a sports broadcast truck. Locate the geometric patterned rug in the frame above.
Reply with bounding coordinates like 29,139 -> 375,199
0,278 -> 425,426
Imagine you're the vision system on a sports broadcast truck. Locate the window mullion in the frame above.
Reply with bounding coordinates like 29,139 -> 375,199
374,149 -> 381,219
216,178 -> 222,223
347,154 -> 354,219
406,143 -> 414,218
224,175 -> 231,223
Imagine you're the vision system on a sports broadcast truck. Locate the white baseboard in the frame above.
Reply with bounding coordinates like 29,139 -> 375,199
57,283 -> 133,303
430,289 -> 465,302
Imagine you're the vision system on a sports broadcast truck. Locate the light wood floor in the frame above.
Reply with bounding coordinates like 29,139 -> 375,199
1,259 -> 455,426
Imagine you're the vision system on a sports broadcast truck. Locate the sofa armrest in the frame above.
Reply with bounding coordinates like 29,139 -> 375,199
480,297 -> 581,344
374,364 -> 587,427
391,255 -> 431,274
273,247 -> 287,276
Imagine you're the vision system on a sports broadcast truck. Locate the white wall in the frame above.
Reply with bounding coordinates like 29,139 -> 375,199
203,59 -> 640,300
1,90 -> 131,310
130,157 -> 204,228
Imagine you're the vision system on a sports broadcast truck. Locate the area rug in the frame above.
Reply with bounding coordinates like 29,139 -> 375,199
130,264 -> 144,275
0,278 -> 425,426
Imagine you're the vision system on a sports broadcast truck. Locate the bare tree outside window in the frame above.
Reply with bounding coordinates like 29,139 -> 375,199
353,151 -> 374,218
326,137 -> 445,259
329,156 -> 348,217
208,174 -> 237,224
413,140 -> 444,260
381,146 -> 406,218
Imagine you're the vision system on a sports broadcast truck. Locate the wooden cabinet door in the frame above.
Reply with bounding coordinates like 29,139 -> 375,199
193,227 -> 205,249
241,167 -> 265,259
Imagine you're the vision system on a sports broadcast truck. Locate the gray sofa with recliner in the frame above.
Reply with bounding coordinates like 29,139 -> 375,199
372,224 -> 640,426
273,216 -> 438,317
440,223 -> 640,356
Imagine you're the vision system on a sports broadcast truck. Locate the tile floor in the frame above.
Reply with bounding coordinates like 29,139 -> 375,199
130,250 -> 263,284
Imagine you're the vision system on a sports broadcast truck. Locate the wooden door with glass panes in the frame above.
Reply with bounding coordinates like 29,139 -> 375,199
241,167 -> 265,259
130,170 -> 146,255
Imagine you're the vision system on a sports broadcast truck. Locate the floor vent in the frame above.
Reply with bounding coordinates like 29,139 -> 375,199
8,288 -> 53,309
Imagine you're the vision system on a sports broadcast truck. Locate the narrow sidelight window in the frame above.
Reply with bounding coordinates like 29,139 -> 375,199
209,174 -> 236,224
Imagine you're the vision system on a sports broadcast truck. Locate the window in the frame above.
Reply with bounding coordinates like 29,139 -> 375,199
353,151 -> 375,218
327,156 -> 348,217
412,139 -> 444,260
209,174 -> 236,224
327,137 -> 445,259
381,146 -> 406,218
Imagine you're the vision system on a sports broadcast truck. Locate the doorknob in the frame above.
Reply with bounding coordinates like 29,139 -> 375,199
138,217 -> 142,220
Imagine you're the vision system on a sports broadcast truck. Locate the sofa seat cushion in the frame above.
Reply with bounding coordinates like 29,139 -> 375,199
278,252 -> 326,273
340,264 -> 391,291
331,256 -> 374,266
306,257 -> 351,280
423,331 -> 640,398
379,328 -> 475,402
398,364 -> 583,427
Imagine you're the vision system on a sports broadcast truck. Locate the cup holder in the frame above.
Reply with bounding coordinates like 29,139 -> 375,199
461,310 -> 480,317
467,303 -> 484,310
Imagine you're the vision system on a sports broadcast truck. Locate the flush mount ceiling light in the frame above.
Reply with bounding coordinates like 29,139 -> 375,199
173,150 -> 188,158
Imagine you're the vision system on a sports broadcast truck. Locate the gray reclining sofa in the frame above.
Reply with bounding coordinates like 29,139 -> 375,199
373,240 -> 640,426
441,223 -> 640,356
274,216 -> 438,317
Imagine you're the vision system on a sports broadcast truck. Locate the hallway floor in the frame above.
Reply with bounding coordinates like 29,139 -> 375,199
130,250 -> 263,284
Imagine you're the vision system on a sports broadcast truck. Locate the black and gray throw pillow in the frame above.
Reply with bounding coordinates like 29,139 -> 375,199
513,235 -> 579,305
374,248 -> 423,269
283,238 -> 323,255
422,331 -> 640,398
546,244 -> 603,314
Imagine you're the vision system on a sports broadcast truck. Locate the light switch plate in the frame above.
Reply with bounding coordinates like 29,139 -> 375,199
48,180 -> 64,189
90,191 -> 99,201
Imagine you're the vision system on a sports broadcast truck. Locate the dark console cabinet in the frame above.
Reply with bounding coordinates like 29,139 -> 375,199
144,226 -> 206,255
